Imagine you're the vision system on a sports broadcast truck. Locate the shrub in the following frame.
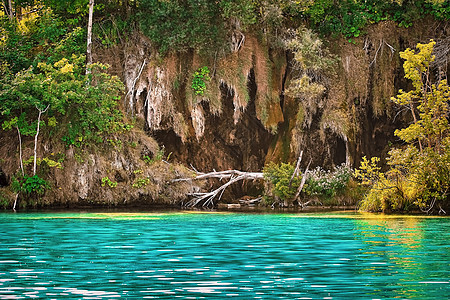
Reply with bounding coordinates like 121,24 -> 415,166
143,147 -> 165,164
12,174 -> 50,196
263,162 -> 301,204
191,66 -> 211,96
304,164 -> 351,199
132,177 -> 150,189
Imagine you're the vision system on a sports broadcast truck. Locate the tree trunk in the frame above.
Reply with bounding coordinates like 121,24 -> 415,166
86,0 -> 94,74
175,170 -> 264,208
33,105 -> 49,176
409,101 -> 423,152
7,0 -> 13,20
16,126 -> 24,177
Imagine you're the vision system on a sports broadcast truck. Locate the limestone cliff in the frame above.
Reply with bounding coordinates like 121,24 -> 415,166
118,20 -> 449,172
0,19 -> 448,208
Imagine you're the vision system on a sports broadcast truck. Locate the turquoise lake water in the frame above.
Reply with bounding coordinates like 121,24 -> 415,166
0,211 -> 448,299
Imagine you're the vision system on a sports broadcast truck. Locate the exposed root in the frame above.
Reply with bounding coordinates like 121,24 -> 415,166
125,59 -> 146,115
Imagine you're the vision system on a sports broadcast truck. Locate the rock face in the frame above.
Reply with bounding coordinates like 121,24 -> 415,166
0,127 -> 198,208
121,34 -> 282,172
119,20 -> 449,171
0,20 -> 448,207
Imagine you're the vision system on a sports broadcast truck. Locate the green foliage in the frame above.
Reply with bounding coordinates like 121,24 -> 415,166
284,26 -> 337,100
303,0 -> 449,39
101,176 -> 118,188
93,16 -> 130,47
23,175 -> 50,195
42,26 -> 86,64
356,41 -> 450,213
108,138 -> 123,149
1,54 -> 126,148
263,162 -> 301,202
191,66 -> 211,96
23,156 -> 62,169
0,9 -> 86,75
355,156 -> 418,212
34,9 -> 67,45
12,174 -> 50,196
0,190 -> 11,209
0,17 -> 34,73
138,0 -> 225,54
304,164 -> 351,199
353,156 -> 382,186
132,177 -> 150,188
42,0 -> 90,25
220,0 -> 257,29
143,147 -> 165,164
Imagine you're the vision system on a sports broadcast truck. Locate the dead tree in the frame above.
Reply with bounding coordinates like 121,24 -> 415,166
86,0 -> 94,74
174,153 -> 312,209
174,170 -> 264,208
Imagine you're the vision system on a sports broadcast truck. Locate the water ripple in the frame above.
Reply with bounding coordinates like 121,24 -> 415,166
0,212 -> 448,298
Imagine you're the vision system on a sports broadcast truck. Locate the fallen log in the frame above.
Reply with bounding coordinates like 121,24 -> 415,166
173,170 -> 263,182
181,171 -> 264,208
176,153 -> 312,209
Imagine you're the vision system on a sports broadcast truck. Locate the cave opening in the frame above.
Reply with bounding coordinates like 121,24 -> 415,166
332,133 -> 347,167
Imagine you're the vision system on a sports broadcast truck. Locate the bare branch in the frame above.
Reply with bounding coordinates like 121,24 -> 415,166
369,39 -> 383,67
86,0 -> 95,74
125,59 -> 147,114
33,105 -> 50,176
180,170 -> 264,208
289,151 -> 303,186
294,158 -> 312,204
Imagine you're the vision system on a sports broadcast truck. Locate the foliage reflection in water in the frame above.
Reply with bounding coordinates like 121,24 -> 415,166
0,211 -> 448,299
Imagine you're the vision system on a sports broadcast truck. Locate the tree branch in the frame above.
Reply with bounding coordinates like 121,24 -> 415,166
33,104 -> 50,176
294,158 -> 312,205
178,169 -> 264,208
125,59 -> 147,114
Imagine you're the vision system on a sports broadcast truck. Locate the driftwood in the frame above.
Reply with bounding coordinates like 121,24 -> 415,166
175,153 -> 314,209
239,197 -> 262,206
177,170 -> 264,208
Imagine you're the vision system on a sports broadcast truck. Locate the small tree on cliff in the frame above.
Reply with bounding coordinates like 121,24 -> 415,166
355,40 -> 450,214
0,55 -> 125,208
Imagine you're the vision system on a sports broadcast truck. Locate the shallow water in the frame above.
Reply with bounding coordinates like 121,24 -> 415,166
0,211 -> 448,299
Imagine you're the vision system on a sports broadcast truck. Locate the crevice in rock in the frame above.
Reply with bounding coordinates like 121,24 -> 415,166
0,168 -> 8,187
279,50 -> 291,111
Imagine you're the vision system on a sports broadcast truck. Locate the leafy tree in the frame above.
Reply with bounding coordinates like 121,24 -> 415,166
355,41 -> 449,214
0,16 -> 35,73
0,54 -> 126,201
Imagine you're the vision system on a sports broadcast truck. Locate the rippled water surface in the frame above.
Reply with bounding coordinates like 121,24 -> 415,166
0,211 -> 449,299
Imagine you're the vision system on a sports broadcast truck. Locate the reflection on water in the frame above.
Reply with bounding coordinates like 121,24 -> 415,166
354,216 -> 444,299
0,212 -> 448,299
